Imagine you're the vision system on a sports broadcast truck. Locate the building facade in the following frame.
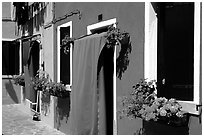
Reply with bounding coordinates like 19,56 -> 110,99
4,2 -> 202,135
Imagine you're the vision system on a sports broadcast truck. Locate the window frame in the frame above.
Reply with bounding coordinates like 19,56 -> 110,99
2,38 -> 20,78
145,2 -> 201,115
57,21 -> 73,90
87,18 -> 116,35
87,18 -> 117,134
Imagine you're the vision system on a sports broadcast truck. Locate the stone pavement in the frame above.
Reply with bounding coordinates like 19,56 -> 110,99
2,104 -> 65,135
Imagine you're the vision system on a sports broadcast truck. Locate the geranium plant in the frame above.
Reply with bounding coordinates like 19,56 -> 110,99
45,82 -> 70,98
119,79 -> 156,119
119,79 -> 188,126
105,23 -> 129,48
32,70 -> 50,92
13,73 -> 25,86
61,34 -> 75,54
105,24 -> 132,79
32,69 -> 70,98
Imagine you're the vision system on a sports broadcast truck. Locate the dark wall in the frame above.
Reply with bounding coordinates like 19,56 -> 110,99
53,2 -> 145,135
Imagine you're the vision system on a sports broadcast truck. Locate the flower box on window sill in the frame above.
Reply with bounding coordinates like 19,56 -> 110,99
49,90 -> 71,99
46,82 -> 71,99
142,115 -> 189,135
138,112 -> 189,127
13,74 -> 25,87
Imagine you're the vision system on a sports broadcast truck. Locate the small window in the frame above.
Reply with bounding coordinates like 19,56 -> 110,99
2,40 -> 20,76
87,18 -> 116,35
57,21 -> 72,90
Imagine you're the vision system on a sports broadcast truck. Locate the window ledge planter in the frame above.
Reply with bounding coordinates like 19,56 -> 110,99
119,79 -> 190,135
31,70 -> 71,98
142,114 -> 189,135
13,74 -> 25,86
46,82 -> 71,99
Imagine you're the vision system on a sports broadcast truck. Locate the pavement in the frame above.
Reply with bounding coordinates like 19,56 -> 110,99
2,104 -> 65,135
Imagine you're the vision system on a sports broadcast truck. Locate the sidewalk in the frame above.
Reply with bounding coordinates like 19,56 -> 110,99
2,104 -> 65,135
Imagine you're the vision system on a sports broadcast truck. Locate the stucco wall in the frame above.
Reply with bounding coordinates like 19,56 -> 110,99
53,2 -> 145,134
2,2 -> 18,40
40,25 -> 55,128
2,22 -> 18,40
2,2 -> 11,19
49,2 -> 201,135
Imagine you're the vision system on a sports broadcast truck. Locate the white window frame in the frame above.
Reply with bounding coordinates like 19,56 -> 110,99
145,2 -> 201,115
87,18 -> 116,35
57,21 -> 73,91
87,18 -> 117,134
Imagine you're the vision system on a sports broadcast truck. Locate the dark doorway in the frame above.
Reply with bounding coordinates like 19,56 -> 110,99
23,40 -> 40,111
98,45 -> 114,135
157,3 -> 194,101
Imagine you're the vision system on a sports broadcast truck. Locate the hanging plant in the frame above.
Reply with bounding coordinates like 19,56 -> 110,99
104,24 -> 128,48
105,24 -> 132,79
61,35 -> 75,54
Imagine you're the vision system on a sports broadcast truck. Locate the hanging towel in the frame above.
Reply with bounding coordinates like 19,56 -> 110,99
69,32 -> 113,135
23,40 -> 39,103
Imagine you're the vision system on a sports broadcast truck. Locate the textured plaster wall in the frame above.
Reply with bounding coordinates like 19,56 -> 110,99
51,2 -> 201,135
40,25 -> 55,128
54,2 -> 145,134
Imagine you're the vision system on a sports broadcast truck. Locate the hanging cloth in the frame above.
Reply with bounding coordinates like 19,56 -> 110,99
22,40 -> 31,66
69,32 -> 112,135
23,40 -> 39,103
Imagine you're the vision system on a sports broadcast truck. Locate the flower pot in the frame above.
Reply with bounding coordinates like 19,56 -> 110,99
142,119 -> 189,135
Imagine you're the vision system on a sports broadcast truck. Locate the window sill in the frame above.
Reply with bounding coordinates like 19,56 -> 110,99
2,75 -> 17,79
178,101 -> 201,115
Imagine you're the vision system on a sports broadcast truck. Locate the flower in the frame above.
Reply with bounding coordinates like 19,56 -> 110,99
31,70 -> 70,98
159,109 -> 167,116
176,111 -> 184,117
169,106 -> 178,113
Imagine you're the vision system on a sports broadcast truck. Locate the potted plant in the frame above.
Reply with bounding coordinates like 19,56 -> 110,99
32,70 -> 50,92
119,79 -> 189,135
13,73 -> 25,86
45,82 -> 70,98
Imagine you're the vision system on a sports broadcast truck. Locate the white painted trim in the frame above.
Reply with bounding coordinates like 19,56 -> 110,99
2,75 -> 15,78
113,45 -> 117,135
87,18 -> 117,134
193,2 -> 201,105
144,2 -> 150,80
57,21 -> 72,89
178,101 -> 199,115
19,40 -> 22,74
87,18 -> 116,35
2,38 -> 14,41
144,2 -> 157,82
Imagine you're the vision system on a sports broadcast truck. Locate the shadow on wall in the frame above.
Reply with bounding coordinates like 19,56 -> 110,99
4,79 -> 19,104
41,92 -> 51,116
55,94 -> 71,130
116,34 -> 132,79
